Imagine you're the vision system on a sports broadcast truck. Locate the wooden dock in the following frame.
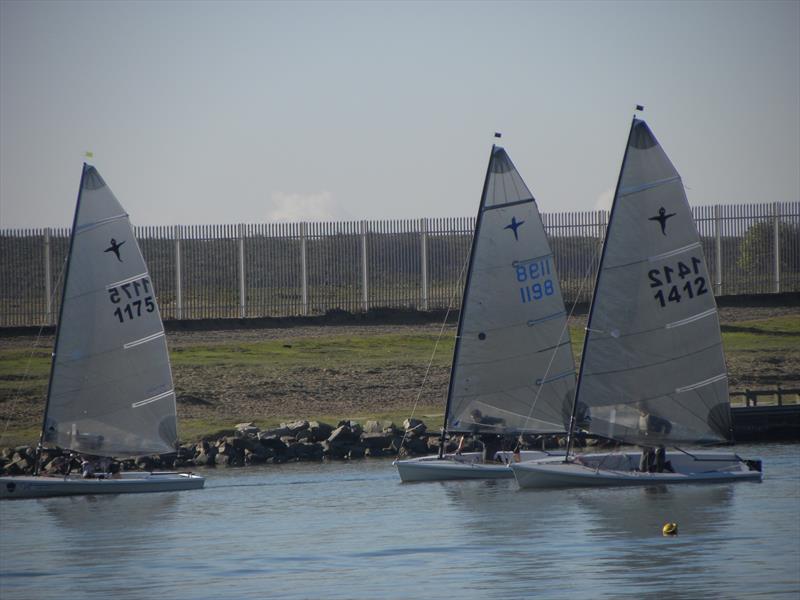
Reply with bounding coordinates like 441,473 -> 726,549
732,404 -> 800,441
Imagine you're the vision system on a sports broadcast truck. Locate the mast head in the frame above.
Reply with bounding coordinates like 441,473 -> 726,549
635,104 -> 644,112
494,132 -> 502,139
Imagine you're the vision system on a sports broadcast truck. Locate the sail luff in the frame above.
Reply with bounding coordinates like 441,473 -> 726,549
565,117 -> 637,456
438,144 -> 496,453
35,163 -> 88,473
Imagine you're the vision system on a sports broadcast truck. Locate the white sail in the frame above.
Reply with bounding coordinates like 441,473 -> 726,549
575,119 -> 731,446
43,165 -> 178,456
446,147 -> 576,434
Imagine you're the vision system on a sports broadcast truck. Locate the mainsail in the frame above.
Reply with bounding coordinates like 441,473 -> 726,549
574,118 -> 731,446
445,146 -> 576,434
42,164 -> 178,456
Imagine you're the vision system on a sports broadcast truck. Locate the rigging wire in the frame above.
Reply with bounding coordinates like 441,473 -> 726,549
397,230 -> 472,455
0,252 -> 68,448
517,213 -> 608,449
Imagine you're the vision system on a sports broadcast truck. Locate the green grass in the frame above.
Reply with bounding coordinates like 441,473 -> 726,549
2,315 -> 797,447
170,333 -> 454,369
721,316 -> 800,352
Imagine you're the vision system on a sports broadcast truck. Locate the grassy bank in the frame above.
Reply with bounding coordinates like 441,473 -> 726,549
1,312 -> 798,447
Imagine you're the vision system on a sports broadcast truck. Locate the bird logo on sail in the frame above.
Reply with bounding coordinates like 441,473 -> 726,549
648,207 -> 676,235
104,238 -> 125,262
504,216 -> 525,241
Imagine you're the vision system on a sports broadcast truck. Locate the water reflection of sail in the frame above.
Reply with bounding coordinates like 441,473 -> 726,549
576,484 -> 734,540
43,493 -> 178,532
441,480 -> 581,542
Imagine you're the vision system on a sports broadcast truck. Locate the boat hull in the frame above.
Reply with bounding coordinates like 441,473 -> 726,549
0,472 -> 205,499
394,451 -> 562,482
511,451 -> 763,489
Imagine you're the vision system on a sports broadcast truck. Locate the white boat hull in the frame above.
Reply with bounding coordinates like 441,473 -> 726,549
394,451 -> 563,482
0,471 -> 205,499
512,451 -> 763,489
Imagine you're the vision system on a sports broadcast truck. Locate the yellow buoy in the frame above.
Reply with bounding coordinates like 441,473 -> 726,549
662,522 -> 678,536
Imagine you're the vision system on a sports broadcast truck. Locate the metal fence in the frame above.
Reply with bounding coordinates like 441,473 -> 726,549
1,202 -> 798,327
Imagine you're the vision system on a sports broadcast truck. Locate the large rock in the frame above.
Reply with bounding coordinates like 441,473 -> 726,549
282,420 -> 310,435
365,447 -> 388,458
215,452 -> 232,467
323,440 -> 350,459
403,418 -> 427,436
360,432 -> 391,451
398,437 -> 428,456
336,420 -> 363,437
307,421 -> 333,442
261,426 -> 292,438
259,436 -> 289,454
291,442 -> 324,461
236,422 -> 260,436
328,425 -> 360,444
244,447 -> 268,465
363,420 -> 383,434
347,445 -> 366,459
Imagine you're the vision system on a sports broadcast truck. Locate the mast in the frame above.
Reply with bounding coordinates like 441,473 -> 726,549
34,163 -> 87,475
438,142 -> 496,458
563,113 -> 638,460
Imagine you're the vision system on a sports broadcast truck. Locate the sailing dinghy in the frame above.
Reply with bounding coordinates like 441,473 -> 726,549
512,115 -> 762,488
1,164 -> 204,498
394,143 -> 575,482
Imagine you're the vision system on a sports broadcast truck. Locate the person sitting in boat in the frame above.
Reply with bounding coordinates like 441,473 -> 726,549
455,435 -> 465,456
80,457 -> 95,479
639,413 -> 673,473
468,409 -> 505,430
108,461 -> 122,478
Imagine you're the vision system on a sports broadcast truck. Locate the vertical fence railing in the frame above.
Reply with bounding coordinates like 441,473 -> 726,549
1,202 -> 797,327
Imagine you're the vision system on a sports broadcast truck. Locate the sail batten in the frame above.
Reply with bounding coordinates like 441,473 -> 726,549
574,118 -> 732,446
445,146 -> 576,435
484,197 -> 535,211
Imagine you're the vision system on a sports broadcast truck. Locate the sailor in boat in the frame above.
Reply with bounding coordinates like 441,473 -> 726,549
80,457 -> 95,479
638,412 -> 674,473
468,409 -> 506,462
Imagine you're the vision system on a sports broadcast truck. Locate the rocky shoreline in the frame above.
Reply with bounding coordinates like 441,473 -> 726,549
0,417 -> 604,475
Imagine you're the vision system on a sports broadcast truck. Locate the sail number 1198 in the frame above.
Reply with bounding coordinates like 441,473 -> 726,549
516,258 -> 555,304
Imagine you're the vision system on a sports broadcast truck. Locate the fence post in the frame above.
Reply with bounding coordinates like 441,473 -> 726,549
420,217 -> 429,311
361,220 -> 369,312
714,204 -> 723,296
238,223 -> 246,318
300,222 -> 308,316
43,228 -> 52,325
773,202 -> 780,293
175,225 -> 183,320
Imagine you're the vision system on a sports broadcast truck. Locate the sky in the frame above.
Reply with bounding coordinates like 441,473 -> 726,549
0,0 -> 798,228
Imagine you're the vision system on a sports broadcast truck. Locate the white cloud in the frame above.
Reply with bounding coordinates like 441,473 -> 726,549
267,191 -> 350,222
594,188 -> 614,212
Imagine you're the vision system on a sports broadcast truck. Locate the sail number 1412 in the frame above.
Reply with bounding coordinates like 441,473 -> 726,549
649,256 -> 708,307
516,258 -> 555,304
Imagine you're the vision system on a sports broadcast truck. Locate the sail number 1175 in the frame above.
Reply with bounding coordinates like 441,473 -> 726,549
108,277 -> 155,323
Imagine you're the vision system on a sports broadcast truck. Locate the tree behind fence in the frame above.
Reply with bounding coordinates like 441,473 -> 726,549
1,202 -> 798,327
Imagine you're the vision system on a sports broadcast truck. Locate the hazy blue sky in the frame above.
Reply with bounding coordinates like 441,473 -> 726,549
1,0 -> 798,227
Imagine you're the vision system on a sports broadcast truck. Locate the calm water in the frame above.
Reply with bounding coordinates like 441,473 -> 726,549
1,443 -> 798,599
